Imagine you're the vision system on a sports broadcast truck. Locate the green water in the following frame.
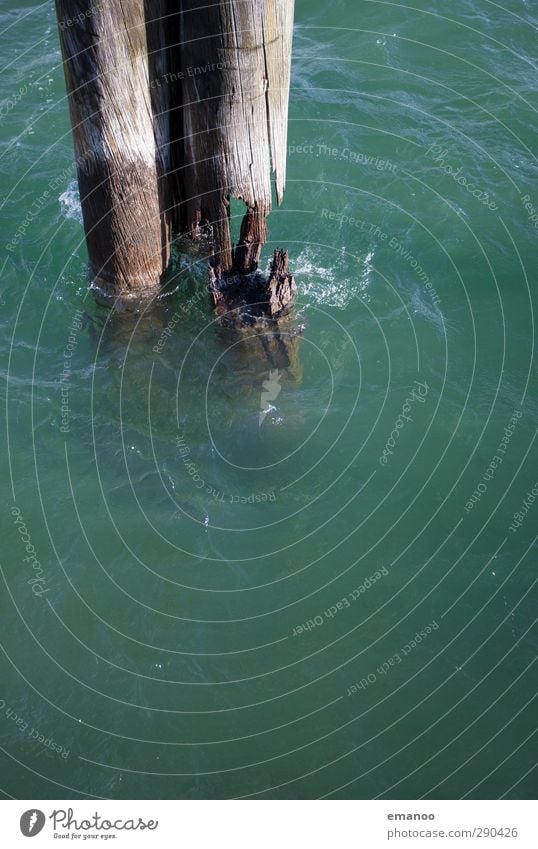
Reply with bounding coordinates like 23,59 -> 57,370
1,1 -> 536,800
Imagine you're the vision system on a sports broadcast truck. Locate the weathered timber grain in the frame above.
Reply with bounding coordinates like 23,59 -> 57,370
55,0 -> 296,315
55,0 -> 173,299
176,0 -> 295,276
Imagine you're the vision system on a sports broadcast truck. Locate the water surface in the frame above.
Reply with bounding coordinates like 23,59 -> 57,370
0,0 -> 536,799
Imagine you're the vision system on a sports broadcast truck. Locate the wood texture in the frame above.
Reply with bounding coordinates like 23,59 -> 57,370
176,0 -> 295,273
56,0 -> 295,302
55,0 -> 172,298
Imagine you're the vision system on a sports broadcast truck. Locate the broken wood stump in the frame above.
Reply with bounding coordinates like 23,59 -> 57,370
209,249 -> 296,326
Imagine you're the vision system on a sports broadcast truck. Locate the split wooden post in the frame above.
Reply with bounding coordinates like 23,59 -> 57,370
176,0 -> 294,278
55,0 -> 172,300
55,0 -> 296,316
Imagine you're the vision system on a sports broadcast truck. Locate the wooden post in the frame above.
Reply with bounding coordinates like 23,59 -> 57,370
55,1 -> 173,300
175,0 -> 296,321
55,0 -> 295,317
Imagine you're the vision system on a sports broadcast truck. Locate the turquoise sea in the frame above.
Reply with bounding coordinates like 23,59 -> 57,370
0,0 -> 536,799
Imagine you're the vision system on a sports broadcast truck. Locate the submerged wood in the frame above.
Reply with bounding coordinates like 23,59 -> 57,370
209,249 -> 296,326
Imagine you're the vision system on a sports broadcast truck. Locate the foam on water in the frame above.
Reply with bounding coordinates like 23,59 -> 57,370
295,245 -> 371,308
59,179 -> 82,223
58,180 -> 82,224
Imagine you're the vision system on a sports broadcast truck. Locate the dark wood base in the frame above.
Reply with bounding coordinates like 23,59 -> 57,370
209,249 -> 296,327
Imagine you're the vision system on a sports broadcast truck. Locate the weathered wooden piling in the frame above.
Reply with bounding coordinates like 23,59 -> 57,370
55,0 -> 173,300
56,0 -> 295,318
176,0 -> 294,270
